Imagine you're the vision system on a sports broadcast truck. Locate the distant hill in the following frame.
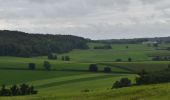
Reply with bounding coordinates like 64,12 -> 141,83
93,37 -> 170,44
0,30 -> 88,57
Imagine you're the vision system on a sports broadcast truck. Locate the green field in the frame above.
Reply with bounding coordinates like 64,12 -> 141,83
0,43 -> 170,99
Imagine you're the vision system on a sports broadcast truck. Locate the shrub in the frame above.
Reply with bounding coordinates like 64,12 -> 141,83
104,67 -> 111,73
112,78 -> 131,88
115,58 -> 122,62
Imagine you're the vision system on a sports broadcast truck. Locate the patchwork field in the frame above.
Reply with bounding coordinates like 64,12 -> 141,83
0,43 -> 170,99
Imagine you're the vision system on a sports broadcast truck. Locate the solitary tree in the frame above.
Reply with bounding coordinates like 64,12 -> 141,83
65,56 -> 70,61
28,63 -> 36,70
89,64 -> 98,72
128,58 -> 132,62
43,61 -> 51,70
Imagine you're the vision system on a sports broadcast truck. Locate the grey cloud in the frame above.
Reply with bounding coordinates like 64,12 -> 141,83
140,0 -> 162,4
0,0 -> 170,39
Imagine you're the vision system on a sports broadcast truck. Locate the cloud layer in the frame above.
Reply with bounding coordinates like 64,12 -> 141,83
0,0 -> 170,39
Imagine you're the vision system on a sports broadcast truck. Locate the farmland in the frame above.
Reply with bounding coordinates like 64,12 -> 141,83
0,42 -> 170,99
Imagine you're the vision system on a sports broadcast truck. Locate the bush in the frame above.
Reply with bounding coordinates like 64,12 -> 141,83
89,64 -> 98,72
82,89 -> 90,93
104,67 -> 111,73
126,46 -> 129,49
115,58 -> 122,62
112,78 -> 131,88
28,63 -> 36,70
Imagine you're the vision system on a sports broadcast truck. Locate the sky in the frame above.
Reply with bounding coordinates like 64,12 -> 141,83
0,0 -> 170,40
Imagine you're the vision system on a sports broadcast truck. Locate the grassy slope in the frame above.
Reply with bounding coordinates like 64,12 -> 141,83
1,82 -> 170,100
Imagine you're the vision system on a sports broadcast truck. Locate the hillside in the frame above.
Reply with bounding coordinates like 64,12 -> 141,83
94,37 -> 170,44
0,30 -> 88,57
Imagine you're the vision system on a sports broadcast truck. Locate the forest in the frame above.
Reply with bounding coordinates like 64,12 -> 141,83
0,30 -> 88,57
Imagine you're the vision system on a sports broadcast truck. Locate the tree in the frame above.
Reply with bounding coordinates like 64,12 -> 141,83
30,86 -> 38,94
0,85 -> 11,96
128,57 -> 132,62
168,64 -> 170,69
61,56 -> 70,61
28,63 -> 36,70
43,61 -> 51,70
115,58 -> 122,62
104,67 -> 111,73
89,64 -> 98,72
61,56 -> 65,61
139,69 -> 147,76
65,56 -> 70,61
20,84 -> 29,95
153,43 -> 158,47
10,85 -> 19,96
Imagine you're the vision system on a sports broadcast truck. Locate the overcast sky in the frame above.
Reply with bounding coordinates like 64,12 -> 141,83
0,0 -> 170,39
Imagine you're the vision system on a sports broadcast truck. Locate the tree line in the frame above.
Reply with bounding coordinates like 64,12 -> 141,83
29,61 -> 52,70
112,65 -> 170,89
93,45 -> 112,49
89,64 -> 112,73
0,30 -> 88,57
0,84 -> 37,96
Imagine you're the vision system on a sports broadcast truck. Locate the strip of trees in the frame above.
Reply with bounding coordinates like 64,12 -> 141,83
94,45 -> 112,49
112,65 -> 170,89
89,64 -> 111,73
0,84 -> 37,96
61,56 -> 70,61
28,61 -> 51,71
152,56 -> 170,61
115,58 -> 132,62
48,54 -> 57,60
